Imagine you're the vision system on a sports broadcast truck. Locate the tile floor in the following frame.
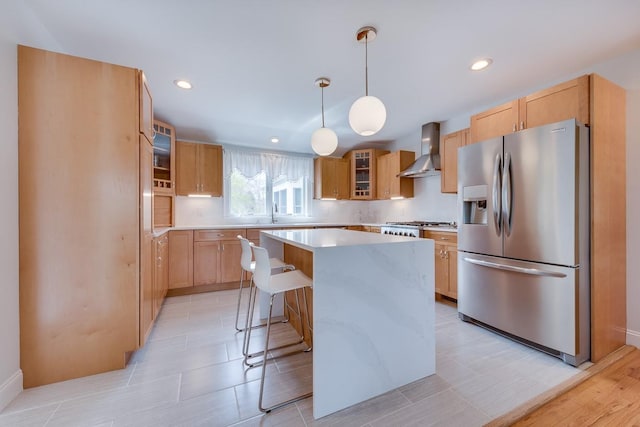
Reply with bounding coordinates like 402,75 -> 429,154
0,290 -> 584,427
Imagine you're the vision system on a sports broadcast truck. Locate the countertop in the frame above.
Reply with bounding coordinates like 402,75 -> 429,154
152,222 -> 457,238
261,228 -> 418,251
152,222 -> 357,237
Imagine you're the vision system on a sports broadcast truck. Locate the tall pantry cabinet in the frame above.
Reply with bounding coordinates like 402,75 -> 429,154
18,45 -> 153,387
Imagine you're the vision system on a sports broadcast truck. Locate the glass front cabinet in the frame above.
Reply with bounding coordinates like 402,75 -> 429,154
347,149 -> 388,200
152,120 -> 175,194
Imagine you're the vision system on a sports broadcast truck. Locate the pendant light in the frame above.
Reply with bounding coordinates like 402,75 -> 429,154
349,26 -> 386,136
311,77 -> 338,156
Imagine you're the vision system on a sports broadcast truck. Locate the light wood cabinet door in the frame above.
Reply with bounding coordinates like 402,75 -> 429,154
470,100 -> 519,143
176,141 -> 198,195
140,137 -> 154,346
434,242 -> 448,296
153,233 -> 169,317
376,153 -> 390,199
139,71 -> 153,144
219,240 -> 243,283
424,231 -> 457,299
441,129 -> 468,193
519,75 -> 590,129
377,151 -> 414,199
335,157 -> 350,200
176,142 -> 223,196
194,241 -> 219,286
314,157 -> 348,199
447,244 -> 458,298
168,230 -> 194,289
199,143 -> 223,196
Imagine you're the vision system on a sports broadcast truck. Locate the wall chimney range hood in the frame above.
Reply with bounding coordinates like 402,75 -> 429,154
398,122 -> 440,178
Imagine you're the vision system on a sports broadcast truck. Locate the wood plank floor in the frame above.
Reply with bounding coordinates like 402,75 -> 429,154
489,345 -> 640,426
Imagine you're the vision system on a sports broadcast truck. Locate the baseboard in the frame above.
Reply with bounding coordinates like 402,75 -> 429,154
627,328 -> 640,348
0,369 -> 23,411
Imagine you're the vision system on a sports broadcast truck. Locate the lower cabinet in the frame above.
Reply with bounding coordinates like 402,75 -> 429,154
192,229 -> 246,289
169,230 -> 194,289
423,230 -> 458,300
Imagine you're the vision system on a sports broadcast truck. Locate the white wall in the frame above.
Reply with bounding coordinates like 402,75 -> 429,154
175,196 -> 369,226
0,1 -> 62,410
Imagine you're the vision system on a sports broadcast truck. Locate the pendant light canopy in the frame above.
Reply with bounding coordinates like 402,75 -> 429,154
349,26 -> 386,136
311,77 -> 338,156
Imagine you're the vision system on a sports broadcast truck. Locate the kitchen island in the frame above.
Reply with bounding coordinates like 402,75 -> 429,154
259,228 -> 435,419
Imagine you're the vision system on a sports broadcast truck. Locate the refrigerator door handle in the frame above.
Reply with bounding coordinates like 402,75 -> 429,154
502,152 -> 512,236
463,257 -> 568,278
492,153 -> 502,236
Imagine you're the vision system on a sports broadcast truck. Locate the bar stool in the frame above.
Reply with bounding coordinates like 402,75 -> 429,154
234,235 -> 292,332
251,244 -> 313,413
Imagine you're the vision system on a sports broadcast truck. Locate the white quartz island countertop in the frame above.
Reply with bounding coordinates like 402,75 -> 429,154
262,227 -> 422,250
259,228 -> 436,419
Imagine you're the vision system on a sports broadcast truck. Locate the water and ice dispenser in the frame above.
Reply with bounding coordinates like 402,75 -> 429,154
462,185 -> 488,225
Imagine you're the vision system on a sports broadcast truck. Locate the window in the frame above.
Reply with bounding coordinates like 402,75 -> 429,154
224,148 -> 312,219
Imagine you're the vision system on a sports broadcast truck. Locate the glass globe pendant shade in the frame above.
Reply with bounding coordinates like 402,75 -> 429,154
349,95 -> 387,136
311,127 -> 338,156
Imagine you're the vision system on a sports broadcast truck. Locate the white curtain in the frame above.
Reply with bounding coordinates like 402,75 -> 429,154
223,147 -> 313,181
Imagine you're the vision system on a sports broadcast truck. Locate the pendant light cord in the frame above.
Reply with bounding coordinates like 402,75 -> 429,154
321,84 -> 325,128
364,33 -> 369,96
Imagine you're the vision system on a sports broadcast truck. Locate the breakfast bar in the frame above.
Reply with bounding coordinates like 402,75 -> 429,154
259,228 -> 435,419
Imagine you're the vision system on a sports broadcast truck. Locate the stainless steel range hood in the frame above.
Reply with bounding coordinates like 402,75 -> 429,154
398,122 -> 440,178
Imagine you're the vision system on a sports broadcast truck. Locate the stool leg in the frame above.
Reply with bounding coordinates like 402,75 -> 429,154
234,272 -> 246,331
258,292 -> 313,413
242,277 -> 258,360
302,288 -> 313,352
258,294 -> 275,412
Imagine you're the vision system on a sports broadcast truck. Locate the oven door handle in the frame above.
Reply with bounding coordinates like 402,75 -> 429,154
463,257 -> 567,278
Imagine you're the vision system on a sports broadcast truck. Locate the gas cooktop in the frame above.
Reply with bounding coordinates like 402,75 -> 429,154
386,221 -> 457,228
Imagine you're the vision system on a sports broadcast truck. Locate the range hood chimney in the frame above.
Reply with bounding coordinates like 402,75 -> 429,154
397,122 -> 440,178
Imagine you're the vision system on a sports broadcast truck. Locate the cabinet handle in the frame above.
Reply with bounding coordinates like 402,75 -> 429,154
520,121 -> 524,130
512,123 -> 516,132
221,243 -> 224,251
440,237 -> 449,241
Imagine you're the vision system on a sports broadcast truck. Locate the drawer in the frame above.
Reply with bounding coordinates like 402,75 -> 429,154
246,228 -> 262,241
194,229 -> 246,241
422,230 -> 457,244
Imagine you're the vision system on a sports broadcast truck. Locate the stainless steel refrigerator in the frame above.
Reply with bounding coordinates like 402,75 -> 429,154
457,118 -> 590,366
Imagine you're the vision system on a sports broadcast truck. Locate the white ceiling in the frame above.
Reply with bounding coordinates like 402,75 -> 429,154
21,0 -> 640,155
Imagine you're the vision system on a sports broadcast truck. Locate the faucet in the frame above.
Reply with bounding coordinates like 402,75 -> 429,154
271,203 -> 278,224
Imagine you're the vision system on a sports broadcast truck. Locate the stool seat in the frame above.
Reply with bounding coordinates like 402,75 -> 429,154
263,269 -> 312,295
234,235 -> 293,333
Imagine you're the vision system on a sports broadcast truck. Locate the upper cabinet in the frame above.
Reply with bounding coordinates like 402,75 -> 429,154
152,120 -> 175,194
470,75 -> 590,143
440,128 -> 468,194
139,71 -> 154,144
176,141 -> 223,196
519,75 -> 589,130
345,148 -> 389,200
377,150 -> 415,199
314,157 -> 349,200
470,100 -> 518,144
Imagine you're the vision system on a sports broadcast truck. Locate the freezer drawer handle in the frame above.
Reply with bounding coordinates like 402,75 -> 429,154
463,257 -> 567,278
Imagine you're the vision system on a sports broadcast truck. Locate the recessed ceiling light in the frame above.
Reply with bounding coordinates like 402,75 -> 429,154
470,58 -> 493,71
174,79 -> 192,89
271,137 -> 279,143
